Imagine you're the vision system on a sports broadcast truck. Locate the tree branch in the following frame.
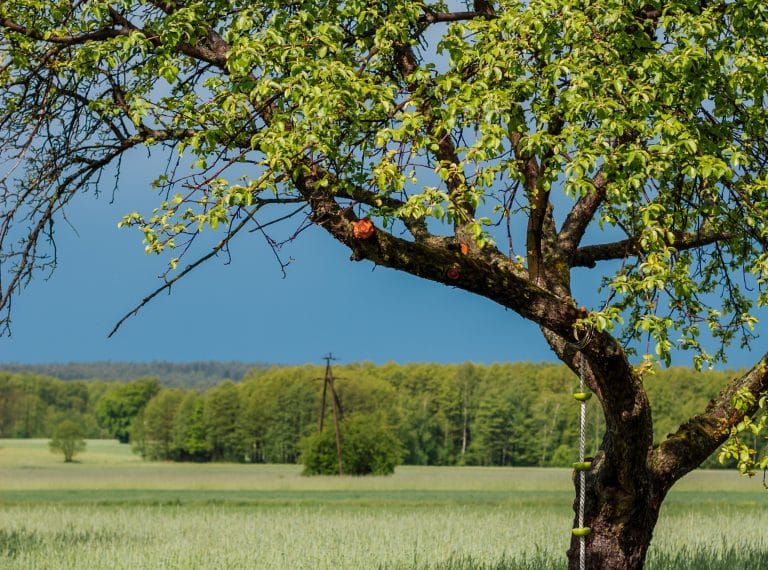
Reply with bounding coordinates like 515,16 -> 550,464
651,352 -> 768,489
418,10 -> 495,25
571,227 -> 733,268
107,197 -> 307,337
1,9 -> 229,69
0,18 -> 130,44
0,134 -> 150,319
558,171 -> 607,258
332,180 -> 435,243
108,210 -> 253,338
524,117 -> 562,284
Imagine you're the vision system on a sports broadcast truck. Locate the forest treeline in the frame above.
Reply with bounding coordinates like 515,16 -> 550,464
0,362 -> 742,468
0,361 -> 266,389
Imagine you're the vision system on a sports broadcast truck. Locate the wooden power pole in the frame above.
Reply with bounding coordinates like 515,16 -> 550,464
318,353 -> 344,475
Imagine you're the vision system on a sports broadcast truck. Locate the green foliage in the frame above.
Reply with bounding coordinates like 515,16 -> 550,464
240,367 -> 317,464
171,392 -> 211,461
300,412 -> 404,476
94,378 -> 161,443
131,388 -> 185,460
0,372 -> 99,438
203,381 -> 246,462
718,388 -> 768,477
466,366 -> 542,467
0,361 -> 266,389
48,419 -> 86,462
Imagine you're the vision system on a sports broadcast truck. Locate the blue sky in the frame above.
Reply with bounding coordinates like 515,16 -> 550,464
0,199 -> 556,365
1,146 -> 764,371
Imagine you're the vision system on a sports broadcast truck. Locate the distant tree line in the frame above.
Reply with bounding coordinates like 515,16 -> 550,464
0,363 -> 742,468
0,361 -> 267,389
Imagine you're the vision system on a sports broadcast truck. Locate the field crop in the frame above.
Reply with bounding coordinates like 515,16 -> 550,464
1,439 -> 766,568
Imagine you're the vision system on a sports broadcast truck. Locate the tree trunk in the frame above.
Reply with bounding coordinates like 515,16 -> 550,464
567,452 -> 666,569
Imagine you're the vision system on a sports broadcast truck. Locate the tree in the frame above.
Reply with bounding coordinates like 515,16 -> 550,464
132,388 -> 185,460
391,365 -> 447,465
49,419 -> 86,463
2,1 -> 768,567
469,373 -> 541,466
203,381 -> 246,462
171,392 -> 211,461
454,363 -> 480,463
94,378 -> 161,443
240,367 -> 317,463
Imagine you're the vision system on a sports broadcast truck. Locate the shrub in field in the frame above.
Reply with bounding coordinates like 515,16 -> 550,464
49,420 -> 86,462
301,412 -> 404,476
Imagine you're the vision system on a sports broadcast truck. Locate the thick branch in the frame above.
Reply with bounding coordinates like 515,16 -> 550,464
333,181 -> 435,243
524,118 -> 562,283
1,10 -> 228,69
418,11 -> 494,25
525,172 -> 547,283
571,227 -> 733,267
108,7 -> 228,67
651,353 -> 768,489
292,171 -> 588,334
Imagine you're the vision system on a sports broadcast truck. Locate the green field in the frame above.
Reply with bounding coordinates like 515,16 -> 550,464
1,440 -> 766,569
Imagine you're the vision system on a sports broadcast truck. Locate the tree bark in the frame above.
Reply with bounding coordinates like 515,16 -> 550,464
548,341 -> 659,570
567,451 -> 664,569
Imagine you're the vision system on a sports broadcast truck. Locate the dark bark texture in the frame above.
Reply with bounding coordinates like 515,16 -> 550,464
568,460 -> 663,569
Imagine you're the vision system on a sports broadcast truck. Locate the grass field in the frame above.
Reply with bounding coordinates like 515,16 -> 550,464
0,440 -> 766,569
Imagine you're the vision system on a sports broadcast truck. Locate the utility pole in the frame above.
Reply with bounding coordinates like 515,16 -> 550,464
318,353 -> 344,475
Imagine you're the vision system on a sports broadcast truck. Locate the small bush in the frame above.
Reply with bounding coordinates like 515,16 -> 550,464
300,412 -> 404,476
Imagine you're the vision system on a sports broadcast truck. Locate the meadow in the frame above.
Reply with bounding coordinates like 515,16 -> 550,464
0,440 -> 766,569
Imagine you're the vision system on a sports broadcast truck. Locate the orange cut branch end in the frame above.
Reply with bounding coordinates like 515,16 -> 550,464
352,218 -> 375,239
